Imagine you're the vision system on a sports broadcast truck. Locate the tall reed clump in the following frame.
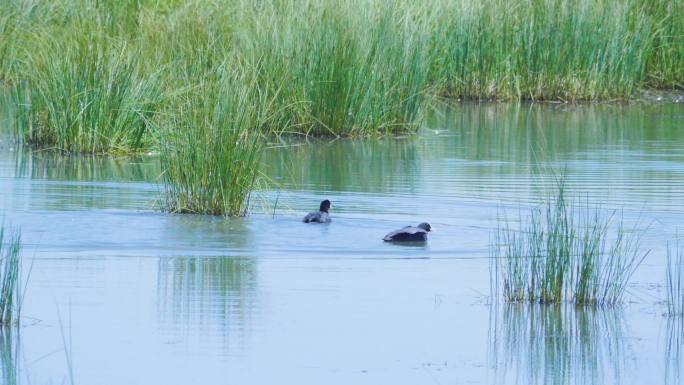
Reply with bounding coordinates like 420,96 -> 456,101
238,0 -> 431,136
10,20 -> 159,153
159,67 -> 267,216
642,0 -> 684,89
429,0 -> 657,100
0,226 -> 21,325
491,183 -> 648,305
666,240 -> 684,316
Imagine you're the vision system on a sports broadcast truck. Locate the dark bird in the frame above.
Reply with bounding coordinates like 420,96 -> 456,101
303,199 -> 332,223
383,222 -> 431,242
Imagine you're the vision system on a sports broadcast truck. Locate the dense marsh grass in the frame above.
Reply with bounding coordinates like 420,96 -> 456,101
9,22 -> 160,153
643,0 -> 684,89
1,0 -> 683,214
666,240 -> 684,316
0,226 -> 21,325
430,0 -> 664,100
491,184 -> 647,306
2,0 -> 683,147
158,68 -> 267,216
238,1 -> 430,136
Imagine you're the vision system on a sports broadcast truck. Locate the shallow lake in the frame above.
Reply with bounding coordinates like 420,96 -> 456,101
1,102 -> 683,384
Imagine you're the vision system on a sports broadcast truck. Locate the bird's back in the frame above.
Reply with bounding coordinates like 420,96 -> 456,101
303,211 -> 330,223
383,226 -> 427,242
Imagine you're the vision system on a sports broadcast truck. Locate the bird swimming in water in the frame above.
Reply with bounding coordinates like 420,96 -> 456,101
383,222 -> 431,242
303,199 -> 332,223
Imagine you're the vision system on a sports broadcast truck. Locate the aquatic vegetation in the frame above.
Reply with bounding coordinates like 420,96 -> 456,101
0,0 -> 682,153
10,21 -> 160,153
238,0 -> 430,136
429,0 -> 666,100
491,183 -> 647,305
666,240 -> 684,316
0,226 -> 21,325
158,69 -> 267,216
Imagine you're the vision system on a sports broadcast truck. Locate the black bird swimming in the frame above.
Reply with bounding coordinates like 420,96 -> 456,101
303,199 -> 332,223
383,222 -> 431,242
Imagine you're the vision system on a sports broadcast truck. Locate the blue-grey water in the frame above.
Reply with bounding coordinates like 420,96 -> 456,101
1,102 -> 683,384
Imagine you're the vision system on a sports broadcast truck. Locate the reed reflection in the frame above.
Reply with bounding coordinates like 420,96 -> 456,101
0,327 -> 18,385
12,148 -> 158,182
489,304 -> 631,385
156,256 -> 258,355
665,317 -> 684,385
7,148 -> 159,211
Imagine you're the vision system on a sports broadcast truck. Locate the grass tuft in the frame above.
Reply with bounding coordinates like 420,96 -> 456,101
491,181 -> 648,306
158,67 -> 267,216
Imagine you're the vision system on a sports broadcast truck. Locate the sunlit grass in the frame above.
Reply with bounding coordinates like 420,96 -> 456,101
491,183 -> 648,306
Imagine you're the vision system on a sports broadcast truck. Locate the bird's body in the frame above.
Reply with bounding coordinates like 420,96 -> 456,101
383,223 -> 431,242
303,211 -> 331,223
303,200 -> 332,223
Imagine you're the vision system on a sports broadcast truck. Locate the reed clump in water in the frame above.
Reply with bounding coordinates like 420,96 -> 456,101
158,68 -> 267,216
491,184 -> 648,306
0,226 -> 21,325
666,240 -> 684,316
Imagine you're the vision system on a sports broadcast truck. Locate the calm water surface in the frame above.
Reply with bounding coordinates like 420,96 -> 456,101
1,103 -> 683,384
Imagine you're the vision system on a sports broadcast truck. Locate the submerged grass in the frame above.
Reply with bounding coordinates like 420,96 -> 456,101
491,182 -> 647,306
0,226 -> 21,324
666,240 -> 684,316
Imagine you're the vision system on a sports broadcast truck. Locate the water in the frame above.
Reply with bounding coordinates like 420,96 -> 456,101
1,102 -> 683,384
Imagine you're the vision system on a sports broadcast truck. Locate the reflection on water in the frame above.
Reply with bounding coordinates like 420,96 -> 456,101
1,148 -> 160,212
264,103 -> 684,212
0,102 -> 682,384
156,256 -> 258,355
665,317 -> 684,385
489,304 -> 631,385
264,138 -> 422,193
0,328 -> 18,385
11,148 -> 159,182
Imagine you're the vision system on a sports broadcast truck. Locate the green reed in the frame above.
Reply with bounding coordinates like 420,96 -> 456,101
237,0 -> 431,136
158,67 -> 268,216
666,240 -> 684,316
2,0 -> 683,150
9,17 -> 160,153
492,183 -> 647,305
0,226 -> 21,325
